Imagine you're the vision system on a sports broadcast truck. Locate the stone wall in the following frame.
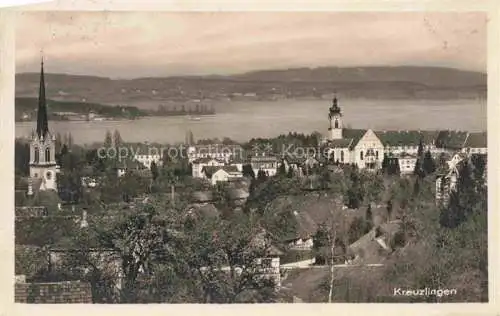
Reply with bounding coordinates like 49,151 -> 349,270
15,281 -> 92,303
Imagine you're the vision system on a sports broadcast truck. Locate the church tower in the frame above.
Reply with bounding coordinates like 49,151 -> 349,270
328,96 -> 343,140
29,57 -> 58,192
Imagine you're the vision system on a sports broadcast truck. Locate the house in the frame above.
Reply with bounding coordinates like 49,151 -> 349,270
134,150 -> 163,169
284,237 -> 314,251
396,153 -> 418,175
462,132 -> 487,154
191,157 -> 225,178
187,144 -> 243,163
348,220 -> 404,264
114,158 -> 147,177
202,165 -> 243,185
250,152 -> 278,177
435,152 -> 469,206
435,130 -> 469,153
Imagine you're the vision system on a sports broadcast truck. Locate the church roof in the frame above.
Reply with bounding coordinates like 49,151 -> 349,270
36,58 -> 50,139
463,132 -> 487,148
342,129 -> 367,150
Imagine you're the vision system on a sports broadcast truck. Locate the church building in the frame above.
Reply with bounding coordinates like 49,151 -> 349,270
29,58 -> 58,192
323,96 -> 487,171
324,97 -> 385,170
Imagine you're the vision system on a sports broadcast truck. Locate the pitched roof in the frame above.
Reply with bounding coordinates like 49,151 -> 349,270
375,130 -> 439,147
435,130 -> 469,149
192,157 -> 225,164
327,138 -> 353,149
342,129 -> 367,150
463,132 -> 487,148
202,165 -> 239,177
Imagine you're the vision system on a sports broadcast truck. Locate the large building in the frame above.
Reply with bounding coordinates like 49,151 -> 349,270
29,59 -> 59,192
323,97 -> 487,170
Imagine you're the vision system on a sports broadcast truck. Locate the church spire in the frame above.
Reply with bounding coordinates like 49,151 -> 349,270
36,56 -> 49,139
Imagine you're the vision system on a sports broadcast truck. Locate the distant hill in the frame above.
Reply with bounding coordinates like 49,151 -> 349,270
15,66 -> 487,108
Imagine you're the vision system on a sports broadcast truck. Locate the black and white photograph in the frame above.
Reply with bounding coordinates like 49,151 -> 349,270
11,8 -> 489,305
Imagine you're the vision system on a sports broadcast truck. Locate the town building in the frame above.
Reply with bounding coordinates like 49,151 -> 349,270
202,165 -> 243,185
461,132 -> 487,154
134,151 -> 163,170
397,153 -> 418,175
322,97 -> 487,170
187,144 -> 243,163
249,152 -> 278,177
191,157 -> 226,178
29,58 -> 59,192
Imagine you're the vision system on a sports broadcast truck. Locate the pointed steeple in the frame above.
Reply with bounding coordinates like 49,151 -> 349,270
36,56 -> 49,139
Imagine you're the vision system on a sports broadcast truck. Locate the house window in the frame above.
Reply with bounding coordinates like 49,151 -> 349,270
334,120 -> 339,129
261,258 -> 273,268
331,151 -> 335,161
360,151 -> 364,160
341,151 -> 344,162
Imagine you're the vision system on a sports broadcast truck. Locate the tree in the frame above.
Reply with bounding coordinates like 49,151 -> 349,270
242,164 -> 255,179
256,169 -> 268,182
113,130 -> 123,148
422,150 -> 436,175
104,130 -> 113,148
278,161 -> 287,176
15,140 -> 30,176
381,153 -> 389,173
345,169 -> 363,209
413,139 -> 425,178
366,204 -> 373,227
387,199 -> 393,220
439,161 -> 477,229
150,161 -> 159,181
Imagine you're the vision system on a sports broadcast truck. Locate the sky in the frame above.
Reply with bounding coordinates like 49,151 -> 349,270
16,11 -> 487,78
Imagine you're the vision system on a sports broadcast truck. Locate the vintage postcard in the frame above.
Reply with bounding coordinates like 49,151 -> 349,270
2,0 -> 499,315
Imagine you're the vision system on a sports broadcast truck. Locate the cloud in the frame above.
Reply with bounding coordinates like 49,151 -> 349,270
16,11 -> 487,78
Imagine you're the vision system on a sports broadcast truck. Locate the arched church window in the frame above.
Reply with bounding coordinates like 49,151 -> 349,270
334,120 -> 339,129
376,151 -> 379,159
331,151 -> 335,162
360,151 -> 364,160
34,147 -> 39,163
341,151 -> 344,162
45,148 -> 51,163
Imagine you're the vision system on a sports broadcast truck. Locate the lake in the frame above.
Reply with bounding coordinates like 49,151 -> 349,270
15,99 -> 487,145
